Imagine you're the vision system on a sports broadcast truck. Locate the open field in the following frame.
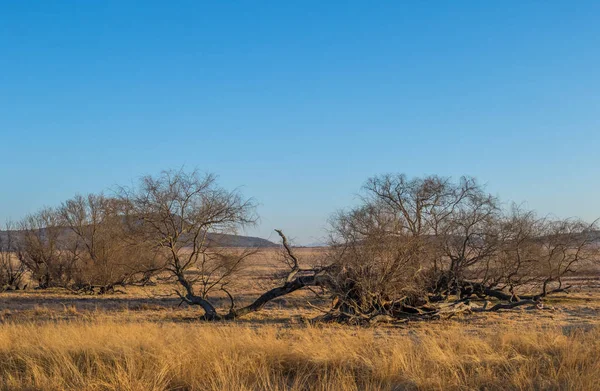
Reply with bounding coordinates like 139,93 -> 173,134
1,248 -> 600,390
4,2 -> 600,389
2,320 -> 600,391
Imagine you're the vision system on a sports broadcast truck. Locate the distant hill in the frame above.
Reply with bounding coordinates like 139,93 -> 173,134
303,241 -> 328,248
205,233 -> 278,248
0,229 -> 278,249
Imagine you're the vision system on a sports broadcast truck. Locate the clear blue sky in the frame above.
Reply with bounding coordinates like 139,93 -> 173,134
1,1 -> 599,244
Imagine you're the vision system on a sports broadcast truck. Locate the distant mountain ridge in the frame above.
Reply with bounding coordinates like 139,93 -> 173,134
204,232 -> 278,248
0,229 -> 278,249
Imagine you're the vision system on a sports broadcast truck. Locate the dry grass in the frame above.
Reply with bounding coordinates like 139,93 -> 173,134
0,319 -> 598,390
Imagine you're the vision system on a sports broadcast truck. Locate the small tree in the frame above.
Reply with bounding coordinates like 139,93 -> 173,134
59,194 -> 158,293
432,185 -> 502,299
350,174 -> 499,300
16,208 -> 77,288
464,208 -> 599,302
0,222 -> 26,291
123,169 -> 328,320
522,216 -> 598,298
122,169 -> 258,318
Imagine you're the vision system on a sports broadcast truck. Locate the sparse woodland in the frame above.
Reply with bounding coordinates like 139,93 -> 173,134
1,169 -> 600,390
1,169 -> 599,325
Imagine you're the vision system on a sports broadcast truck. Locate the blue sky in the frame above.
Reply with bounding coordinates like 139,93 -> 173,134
1,1 -> 599,244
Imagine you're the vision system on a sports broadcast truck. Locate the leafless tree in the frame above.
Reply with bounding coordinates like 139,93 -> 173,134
431,186 -> 502,299
59,194 -> 158,293
120,169 -> 258,318
16,208 -> 77,288
351,174 -> 500,301
320,174 -> 461,323
475,206 -> 541,298
362,174 -> 480,237
319,174 -> 600,324
325,216 -> 426,323
0,221 -> 27,291
458,208 -> 600,302
122,169 -> 328,320
514,216 -> 598,299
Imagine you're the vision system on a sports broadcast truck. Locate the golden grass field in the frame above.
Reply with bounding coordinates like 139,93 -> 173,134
1,248 -> 600,391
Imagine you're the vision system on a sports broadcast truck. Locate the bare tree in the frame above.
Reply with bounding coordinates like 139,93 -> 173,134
122,169 -> 328,320
16,208 -> 77,289
475,206 -> 541,299
0,221 -> 26,291
362,174 -> 480,237
431,186 -> 502,299
459,208 -> 600,302
59,194 -> 157,293
325,216 -> 426,323
319,173 -> 600,324
120,169 -> 259,318
350,174 -> 500,301
520,216 -> 598,299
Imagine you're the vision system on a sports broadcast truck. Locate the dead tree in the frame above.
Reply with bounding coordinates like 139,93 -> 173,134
0,222 -> 26,291
432,188 -> 502,300
122,169 -> 327,320
461,209 -> 599,303
316,174 -> 600,325
16,208 -> 78,289
59,194 -> 158,294
121,169 -> 258,319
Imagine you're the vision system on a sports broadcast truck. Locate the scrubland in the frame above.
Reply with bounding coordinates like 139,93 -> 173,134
0,249 -> 599,391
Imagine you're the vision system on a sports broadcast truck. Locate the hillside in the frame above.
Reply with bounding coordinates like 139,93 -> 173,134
0,229 -> 278,249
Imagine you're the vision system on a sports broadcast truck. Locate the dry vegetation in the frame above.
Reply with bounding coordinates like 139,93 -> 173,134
1,169 -> 600,390
1,315 -> 600,390
0,248 -> 599,390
